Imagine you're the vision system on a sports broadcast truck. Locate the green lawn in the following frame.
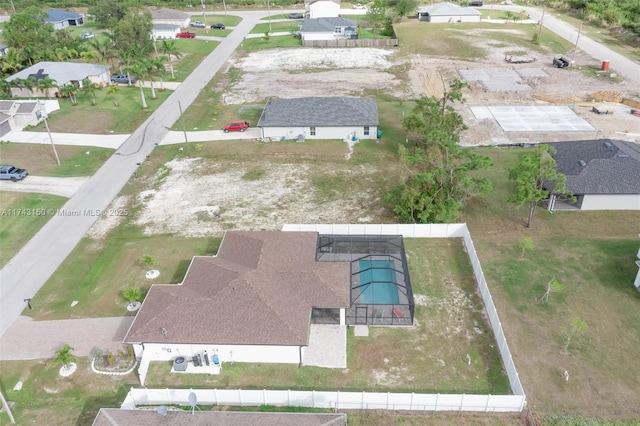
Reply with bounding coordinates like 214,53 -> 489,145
239,34 -> 303,51
250,21 -> 300,34
394,20 -> 574,59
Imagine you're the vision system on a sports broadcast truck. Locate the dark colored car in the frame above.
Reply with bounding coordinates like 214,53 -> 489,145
288,13 -> 304,19
468,1 -> 483,6
223,121 -> 250,132
177,32 -> 197,39
110,74 -> 138,84
0,165 -> 28,182
211,23 -> 226,29
189,21 -> 206,28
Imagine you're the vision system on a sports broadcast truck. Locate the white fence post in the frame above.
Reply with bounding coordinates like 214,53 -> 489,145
214,388 -> 218,405
238,389 -> 242,406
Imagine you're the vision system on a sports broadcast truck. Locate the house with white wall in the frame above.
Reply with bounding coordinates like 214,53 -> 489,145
305,0 -> 341,19
298,17 -> 357,41
257,97 -> 378,141
546,140 -> 640,211
46,9 -> 84,30
152,23 -> 181,40
124,231 -> 414,385
5,62 -> 109,97
417,2 -> 481,23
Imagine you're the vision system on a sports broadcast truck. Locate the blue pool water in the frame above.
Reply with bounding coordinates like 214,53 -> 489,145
358,260 -> 400,304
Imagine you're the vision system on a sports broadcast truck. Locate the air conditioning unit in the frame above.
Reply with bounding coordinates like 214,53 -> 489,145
173,356 -> 187,371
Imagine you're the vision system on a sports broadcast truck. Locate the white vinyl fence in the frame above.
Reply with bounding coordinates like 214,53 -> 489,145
121,388 -> 525,412
120,224 -> 526,413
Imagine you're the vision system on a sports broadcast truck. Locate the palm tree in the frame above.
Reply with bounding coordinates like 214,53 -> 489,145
55,47 -> 79,62
80,78 -> 100,106
0,79 -> 12,99
59,84 -> 79,105
54,344 -> 76,369
37,77 -> 58,100
106,84 -> 120,107
80,50 -> 99,63
160,40 -> 181,80
12,77 -> 36,99
126,62 -> 148,109
147,57 -> 167,98
0,48 -> 25,75
88,38 -> 115,67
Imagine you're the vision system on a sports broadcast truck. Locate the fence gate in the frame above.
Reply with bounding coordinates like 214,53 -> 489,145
355,306 -> 368,324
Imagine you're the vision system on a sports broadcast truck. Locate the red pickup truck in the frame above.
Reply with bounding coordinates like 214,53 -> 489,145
176,32 -> 196,39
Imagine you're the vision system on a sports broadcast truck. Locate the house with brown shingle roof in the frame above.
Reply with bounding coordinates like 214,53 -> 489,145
125,231 -> 414,385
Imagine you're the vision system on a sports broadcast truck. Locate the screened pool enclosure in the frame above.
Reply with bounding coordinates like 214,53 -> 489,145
312,234 -> 414,326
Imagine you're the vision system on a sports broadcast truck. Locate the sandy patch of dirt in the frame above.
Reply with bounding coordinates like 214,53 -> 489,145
134,157 -> 377,237
86,196 -> 131,240
223,48 -> 404,104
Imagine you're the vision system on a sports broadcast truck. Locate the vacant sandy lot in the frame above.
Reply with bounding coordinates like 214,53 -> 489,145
94,40 -> 639,239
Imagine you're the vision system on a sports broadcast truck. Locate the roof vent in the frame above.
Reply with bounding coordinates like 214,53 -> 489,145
578,160 -> 587,167
603,141 -> 613,149
616,153 -> 629,158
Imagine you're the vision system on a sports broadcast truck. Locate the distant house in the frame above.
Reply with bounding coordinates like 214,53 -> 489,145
546,140 -> 640,211
305,0 -> 341,19
257,97 -> 379,141
417,2 -> 481,23
5,62 -> 109,97
151,23 -> 181,40
0,101 -> 43,137
124,231 -> 414,385
298,17 -> 357,42
150,7 -> 191,28
0,45 -> 9,57
46,9 -> 84,30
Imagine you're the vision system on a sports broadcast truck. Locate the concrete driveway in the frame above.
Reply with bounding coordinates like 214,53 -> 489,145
0,176 -> 89,197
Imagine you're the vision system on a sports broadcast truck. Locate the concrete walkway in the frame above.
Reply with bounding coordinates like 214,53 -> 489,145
303,324 -> 346,369
0,176 -> 89,197
0,315 -> 134,360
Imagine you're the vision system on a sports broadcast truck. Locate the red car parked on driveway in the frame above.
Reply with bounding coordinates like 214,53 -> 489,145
176,32 -> 196,39
223,121 -> 250,132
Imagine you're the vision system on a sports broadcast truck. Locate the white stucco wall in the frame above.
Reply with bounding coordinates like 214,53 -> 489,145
420,14 -> 480,23
138,342 -> 303,364
301,32 -> 336,41
262,125 -> 378,141
309,2 -> 341,18
152,29 -> 178,40
580,194 -> 640,210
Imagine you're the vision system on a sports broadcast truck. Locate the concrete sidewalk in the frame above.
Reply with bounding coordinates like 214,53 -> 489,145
0,176 -> 89,197
3,130 -> 129,149
0,315 -> 134,360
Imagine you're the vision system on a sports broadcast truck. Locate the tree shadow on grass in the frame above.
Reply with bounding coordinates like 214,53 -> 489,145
75,384 -> 129,426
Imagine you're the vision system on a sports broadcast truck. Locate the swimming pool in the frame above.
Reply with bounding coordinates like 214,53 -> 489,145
357,259 -> 400,304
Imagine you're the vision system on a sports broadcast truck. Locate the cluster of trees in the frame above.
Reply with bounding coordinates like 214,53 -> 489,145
551,0 -> 640,38
366,0 -> 418,37
0,4 -> 184,108
385,80 -> 570,226
385,80 -> 493,224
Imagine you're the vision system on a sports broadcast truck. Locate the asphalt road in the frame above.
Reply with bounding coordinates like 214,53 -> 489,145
0,12 -> 267,337
492,5 -> 640,85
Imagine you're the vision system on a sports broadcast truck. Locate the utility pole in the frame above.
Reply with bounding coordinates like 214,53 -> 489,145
201,0 -> 208,34
178,101 -> 189,155
39,101 -> 60,166
268,0 -> 272,33
537,6 -> 545,41
0,388 -> 16,424
8,0 -> 15,13
571,20 -> 583,66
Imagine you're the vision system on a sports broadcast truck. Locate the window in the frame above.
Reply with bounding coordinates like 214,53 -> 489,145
364,126 -> 370,136
310,127 -> 316,136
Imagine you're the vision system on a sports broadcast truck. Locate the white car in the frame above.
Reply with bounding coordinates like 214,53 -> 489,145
352,3 -> 367,9
80,31 -> 94,39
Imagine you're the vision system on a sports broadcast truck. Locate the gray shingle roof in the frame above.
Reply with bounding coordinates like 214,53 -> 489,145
46,9 -> 82,22
258,97 -> 379,127
5,62 -> 107,85
299,17 -> 357,33
549,140 -> 640,195
124,232 -> 351,346
93,409 -> 347,426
